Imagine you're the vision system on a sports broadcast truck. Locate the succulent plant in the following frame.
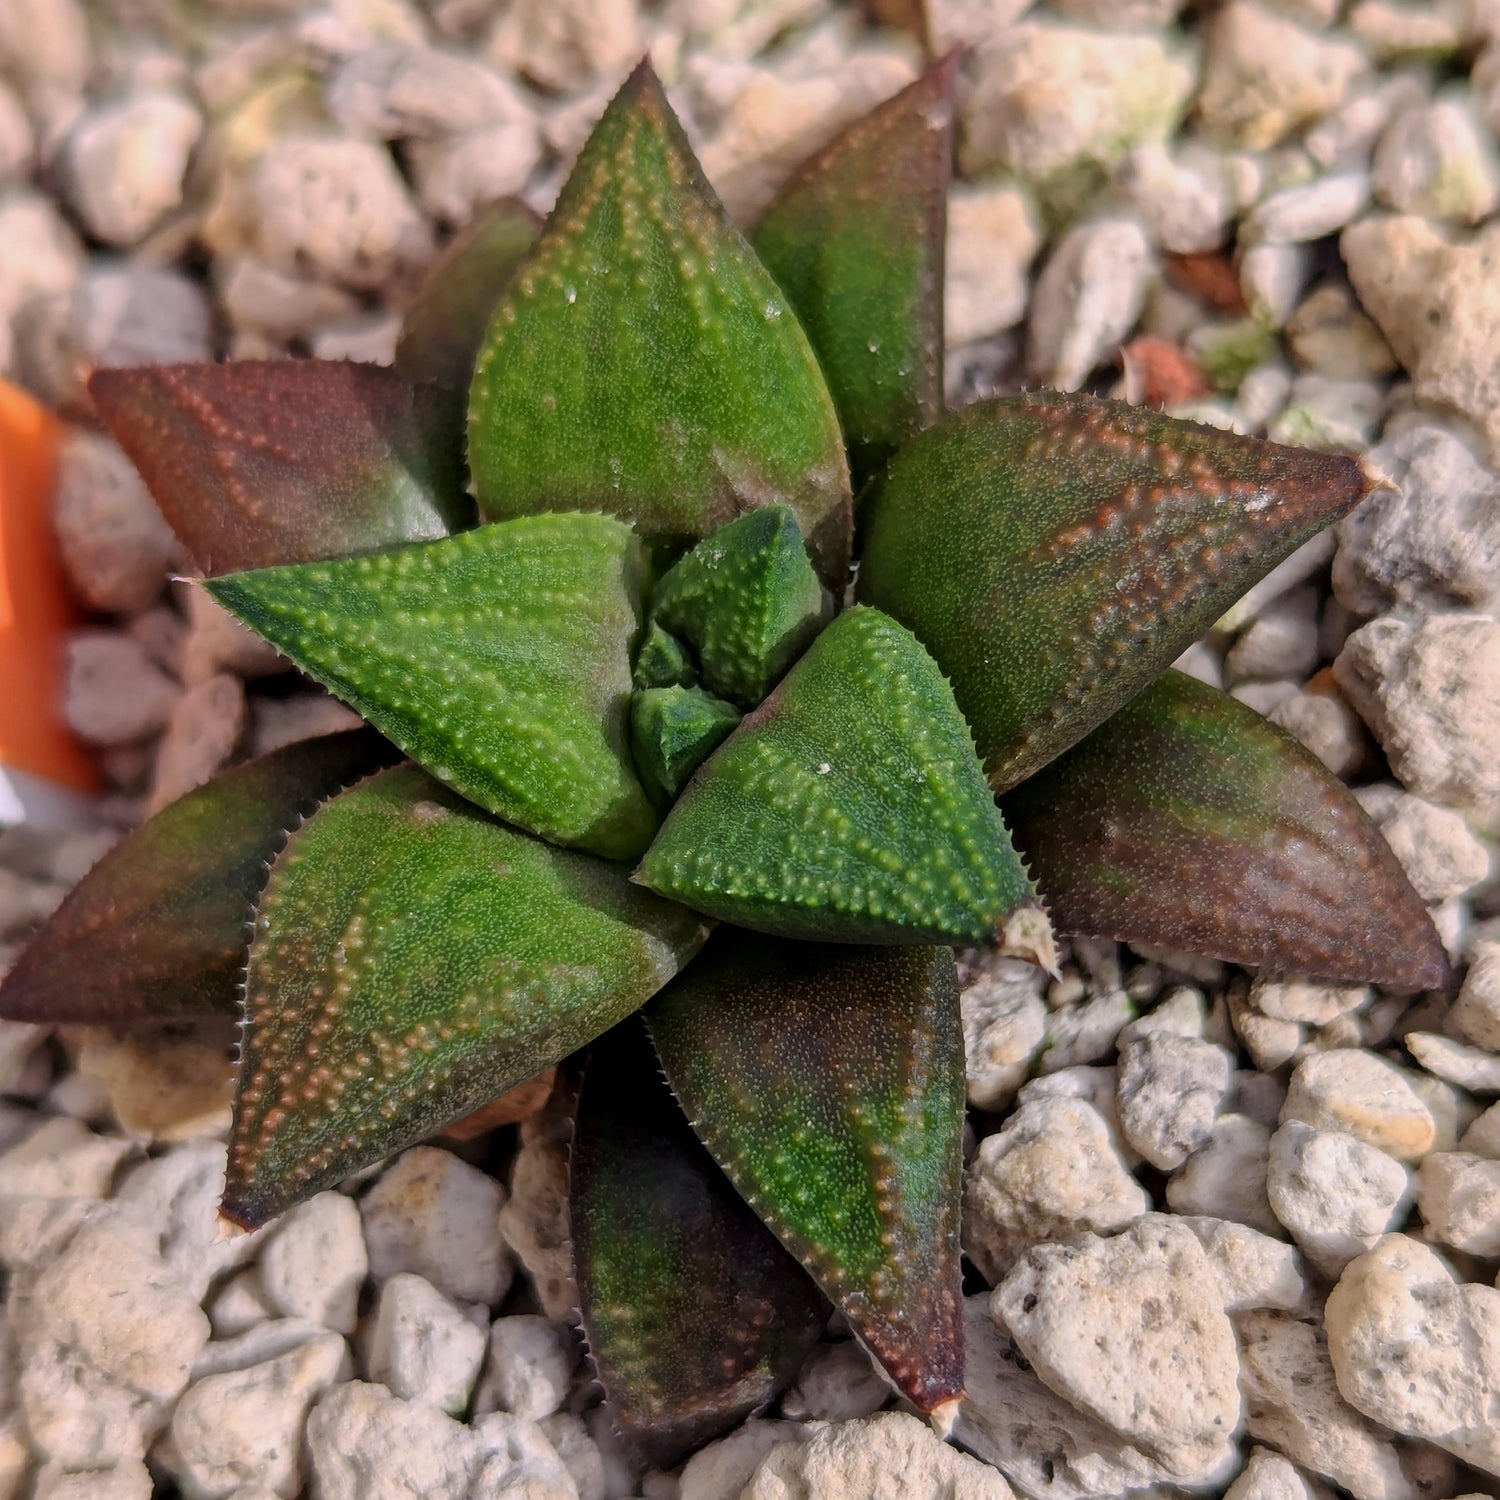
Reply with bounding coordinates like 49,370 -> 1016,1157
2,60 -> 1448,1463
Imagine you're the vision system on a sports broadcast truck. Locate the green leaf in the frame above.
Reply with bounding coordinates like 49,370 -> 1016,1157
635,607 -> 1051,958
753,56 -> 954,484
571,1020 -> 826,1468
88,361 -> 472,576
650,505 -> 830,709
0,731 -> 395,1026
1002,671 -> 1451,990
466,60 -> 852,587
206,513 -> 658,861
857,392 -> 1378,791
647,931 -> 966,1416
394,198 -> 541,394
224,765 -> 708,1228
632,622 -> 698,691
630,686 -> 741,806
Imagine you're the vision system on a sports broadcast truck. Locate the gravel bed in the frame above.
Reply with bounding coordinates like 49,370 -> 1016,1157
2,1 -> 1500,1498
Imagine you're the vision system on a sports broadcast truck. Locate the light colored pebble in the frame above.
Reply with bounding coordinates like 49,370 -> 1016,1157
1198,2 -> 1368,149
486,0 -> 639,93
1175,1215 -> 1310,1313
1243,172 -> 1371,245
180,588 -> 284,685
0,192 -> 85,371
957,1297 -> 1239,1495
366,1272 -> 485,1415
497,1111 -> 574,1321
678,1419 -> 814,1500
959,958 -> 1047,1111
1267,687 -> 1369,778
73,1026 -> 232,1145
361,1145 -> 513,1307
407,120 -> 545,226
472,1314 -> 573,1421
146,672 -> 247,815
32,1463 -> 153,1500
963,1094 -> 1150,1282
52,428 -> 175,616
189,1319 -> 333,1381
538,1413 -> 606,1500
207,1268 -> 274,1339
1416,1151 -> 1500,1256
1268,373 -> 1384,452
326,45 -> 530,138
62,92 -> 202,246
1225,1447 -> 1337,1500
1335,420 -> 1500,618
1115,1033 -> 1233,1171
247,692 -> 364,757
1026,215 -> 1154,393
0,78 -> 33,183
1285,282 -> 1397,379
259,1192 -> 368,1335
1225,586 -> 1320,685
1326,1233 -> 1500,1477
781,1340 -> 889,1423
0,1115 -> 134,1199
1114,142 -> 1233,255
1282,1049 -> 1436,1161
1266,1121 -> 1413,1279
1239,241 -> 1313,328
944,183 -> 1042,348
1039,989 -> 1138,1072
1449,941 -> 1500,1052
1406,1031 -> 1500,1094
1373,96 -> 1500,223
1167,1113 -> 1283,1239
995,1216 -> 1240,1475
166,1329 -> 349,1500
1236,1308 -> 1422,1500
1460,1101 -> 1500,1157
214,256 -> 363,343
742,1411 -> 1014,1500
1354,784 -> 1491,904
63,632 -> 178,748
1250,978 -> 1371,1028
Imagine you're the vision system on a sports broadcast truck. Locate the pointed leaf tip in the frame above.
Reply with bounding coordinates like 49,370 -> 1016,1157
224,765 -> 706,1228
89,361 -> 472,575
646,933 -> 966,1412
572,1021 -> 826,1467
1002,671 -> 1451,991
466,53 -> 851,586
858,392 -> 1373,790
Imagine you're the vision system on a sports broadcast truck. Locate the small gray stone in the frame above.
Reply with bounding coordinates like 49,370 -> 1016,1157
1026,215 -> 1154,393
362,1145 -> 513,1307
944,182 -> 1042,347
473,1314 -> 574,1421
780,1341 -> 889,1423
146,673 -> 247,815
1353,784 -> 1491,904
0,1115 -> 134,1199
995,1217 -> 1241,1476
1266,1121 -> 1413,1279
365,1273 -> 485,1415
259,1192 -> 368,1335
1175,1216 -> 1310,1313
1267,373 -> 1384,451
1373,96 -> 1500,222
963,1095 -> 1149,1283
327,46 -> 531,138
62,93 -> 202,246
1167,1113 -> 1283,1239
1335,420 -> 1500,618
1116,1033 -> 1234,1171
1243,172 -> 1371,245
214,256 -> 363,342
1236,1308 -> 1421,1500
741,1412 -> 1014,1500
1225,1447 -> 1337,1500
1267,687 -> 1369,778
497,1110 -> 573,1320
248,692 -> 364,757
960,958 -> 1047,1111
1326,1234 -> 1500,1477
407,119 -> 544,226
64,633 -> 179,747
486,0 -> 639,93
1449,941 -> 1500,1052
1407,1031 -> 1500,1094
1225,586 -> 1320,685
1282,1049 -> 1436,1162
1416,1151 -> 1500,1256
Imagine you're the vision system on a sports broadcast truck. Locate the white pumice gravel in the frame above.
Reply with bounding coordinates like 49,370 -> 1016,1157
3,0 -> 1500,1494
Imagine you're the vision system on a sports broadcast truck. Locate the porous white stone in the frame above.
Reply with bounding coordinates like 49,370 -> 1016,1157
498,1111 -> 574,1321
1407,1031 -> 1500,1094
52,429 -> 175,616
1353,785 -> 1491,904
1285,282 -> 1397,380
1373,97 -> 1500,224
741,1412 -> 1013,1499
166,1329 -> 349,1500
1243,172 -> 1371,246
959,958 -> 1048,1111
327,45 -> 529,138
956,1297 -> 1238,1497
366,1272 -> 485,1415
1026,215 -> 1155,393
472,1314 -> 574,1421
407,119 -> 545,227
207,1268 -> 274,1339
1266,1122 -> 1413,1279
994,1217 -> 1240,1476
1416,1151 -> 1500,1256
1448,941 -> 1500,1052
962,1095 -> 1150,1282
1326,1234 -> 1500,1477
64,633 -> 179,748
944,183 -> 1042,348
32,1463 -> 153,1500
1166,1114 -> 1282,1239
1039,989 -> 1138,1072
214,256 -> 363,343
1236,1309 -> 1421,1500
1225,587 -> 1321,685
486,0 -> 638,93
1250,978 -> 1371,1028
781,1340 -> 889,1423
62,92 -> 202,246
0,1115 -> 134,1199
1115,1033 -> 1234,1172
1225,1447 -> 1336,1500
259,1192 -> 367,1335
1175,1216 -> 1309,1313
1199,2 -> 1368,149
1281,1049 -> 1436,1162
679,1419 -> 815,1500
146,672 -> 248,815
1114,142 -> 1233,255
538,1413 -> 606,1500
247,137 -> 433,291
1460,1101 -> 1500,1157
361,1145 -> 513,1307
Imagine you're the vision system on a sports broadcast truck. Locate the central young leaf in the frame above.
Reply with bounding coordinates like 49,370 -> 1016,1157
466,61 -> 852,586
206,512 -> 657,861
225,765 -> 708,1228
635,606 -> 1048,952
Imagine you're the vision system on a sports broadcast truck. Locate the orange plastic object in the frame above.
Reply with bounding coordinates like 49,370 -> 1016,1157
0,378 -> 99,794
